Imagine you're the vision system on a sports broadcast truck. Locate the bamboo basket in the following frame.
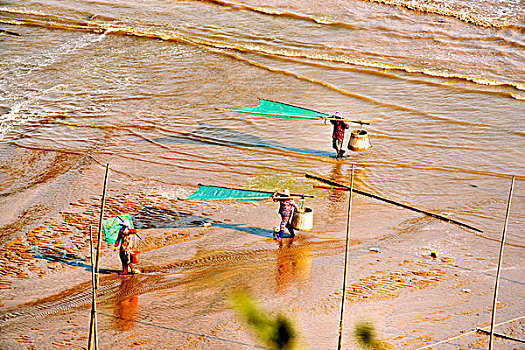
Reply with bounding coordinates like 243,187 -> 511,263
291,207 -> 313,231
348,129 -> 371,152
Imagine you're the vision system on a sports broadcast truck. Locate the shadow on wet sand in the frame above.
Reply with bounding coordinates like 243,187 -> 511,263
132,206 -> 274,238
153,123 -> 334,158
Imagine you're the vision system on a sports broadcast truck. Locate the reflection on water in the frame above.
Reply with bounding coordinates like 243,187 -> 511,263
275,240 -> 312,293
113,276 -> 140,332
326,162 -> 371,209
327,161 -> 346,207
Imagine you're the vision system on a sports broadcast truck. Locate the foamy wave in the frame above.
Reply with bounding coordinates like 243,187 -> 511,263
199,0 -> 522,30
197,38 -> 525,93
360,0 -> 524,29
0,85 -> 66,141
198,0 -> 342,26
511,93 -> 525,101
2,8 -> 523,95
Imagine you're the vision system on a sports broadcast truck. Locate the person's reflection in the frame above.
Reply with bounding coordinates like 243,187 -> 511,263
327,161 -> 370,214
328,160 -> 346,206
276,240 -> 311,293
113,276 -> 140,331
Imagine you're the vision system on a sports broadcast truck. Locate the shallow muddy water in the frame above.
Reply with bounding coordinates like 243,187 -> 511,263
0,0 -> 524,349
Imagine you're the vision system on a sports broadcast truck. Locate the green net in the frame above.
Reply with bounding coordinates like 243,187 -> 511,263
187,185 -> 273,201
223,99 -> 330,120
102,214 -> 134,244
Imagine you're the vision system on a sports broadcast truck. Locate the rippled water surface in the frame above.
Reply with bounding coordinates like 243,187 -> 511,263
2,0 -> 523,240
0,1 -> 524,347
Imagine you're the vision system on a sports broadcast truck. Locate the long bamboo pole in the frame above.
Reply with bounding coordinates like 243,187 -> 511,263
216,105 -> 372,125
338,164 -> 355,350
195,184 -> 315,198
305,173 -> 483,233
95,164 -> 109,290
0,29 -> 21,36
88,163 -> 109,350
88,225 -> 98,350
477,328 -> 525,343
488,176 -> 515,350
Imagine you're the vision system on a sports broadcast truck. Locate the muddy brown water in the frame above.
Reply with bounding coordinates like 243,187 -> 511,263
0,0 -> 524,349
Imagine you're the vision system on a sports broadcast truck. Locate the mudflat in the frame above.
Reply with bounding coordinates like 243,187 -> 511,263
0,178 -> 523,349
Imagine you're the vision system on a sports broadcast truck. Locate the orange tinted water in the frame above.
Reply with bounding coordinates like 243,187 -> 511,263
0,0 -> 523,348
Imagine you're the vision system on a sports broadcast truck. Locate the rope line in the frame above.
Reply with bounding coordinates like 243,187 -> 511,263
476,328 -> 525,343
413,315 -> 525,350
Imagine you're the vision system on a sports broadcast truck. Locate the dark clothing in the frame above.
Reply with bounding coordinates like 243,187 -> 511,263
330,119 -> 349,141
331,118 -> 349,158
277,199 -> 298,217
279,212 -> 295,236
332,138 -> 343,152
120,250 -> 131,267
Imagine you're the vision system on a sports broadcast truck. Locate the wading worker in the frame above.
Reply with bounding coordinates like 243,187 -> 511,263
272,189 -> 299,240
327,111 -> 349,158
114,220 -> 139,275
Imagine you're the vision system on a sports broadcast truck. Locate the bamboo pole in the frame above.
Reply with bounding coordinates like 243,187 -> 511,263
195,184 -> 315,198
0,29 -> 21,36
95,163 -> 109,290
305,173 -> 483,233
88,163 -> 109,350
488,176 -> 515,350
338,164 -> 354,350
216,107 -> 373,125
88,225 -> 98,350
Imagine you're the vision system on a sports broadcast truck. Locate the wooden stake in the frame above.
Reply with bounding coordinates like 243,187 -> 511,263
88,163 -> 109,350
488,176 -> 515,350
305,173 -> 483,233
338,164 -> 354,350
95,163 -> 109,290
88,225 -> 98,350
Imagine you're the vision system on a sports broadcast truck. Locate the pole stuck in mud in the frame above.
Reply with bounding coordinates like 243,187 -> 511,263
88,225 -> 98,350
338,164 -> 354,350
88,163 -> 109,350
488,176 -> 515,350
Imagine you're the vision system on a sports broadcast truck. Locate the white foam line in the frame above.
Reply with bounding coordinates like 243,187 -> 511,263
0,84 -> 66,141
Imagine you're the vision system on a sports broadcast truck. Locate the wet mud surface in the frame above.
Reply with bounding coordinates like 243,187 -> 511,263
0,188 -> 523,349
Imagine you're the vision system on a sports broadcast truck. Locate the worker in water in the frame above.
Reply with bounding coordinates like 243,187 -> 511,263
328,111 -> 349,158
114,220 -> 139,275
272,189 -> 299,240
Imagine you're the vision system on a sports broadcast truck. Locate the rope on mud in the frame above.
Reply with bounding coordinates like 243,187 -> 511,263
413,315 -> 525,350
95,311 -> 268,349
476,328 -> 525,343
305,173 -> 484,233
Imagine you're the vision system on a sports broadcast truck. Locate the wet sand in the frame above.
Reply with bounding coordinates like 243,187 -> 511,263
1,0 -> 524,348
0,161 -> 523,350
